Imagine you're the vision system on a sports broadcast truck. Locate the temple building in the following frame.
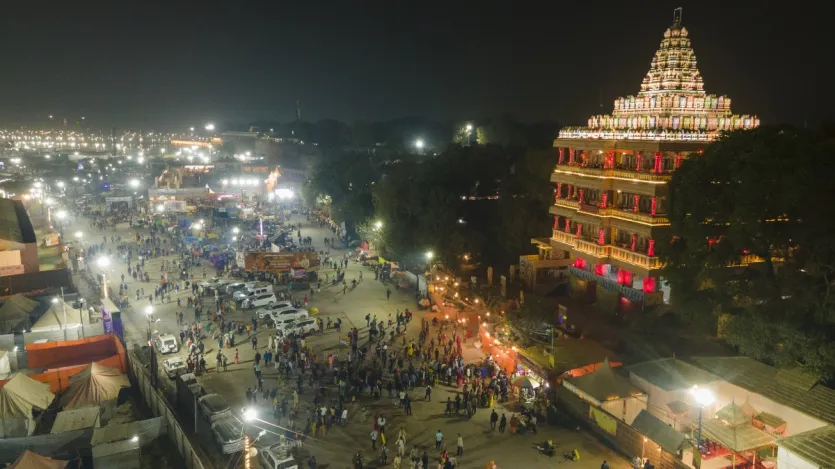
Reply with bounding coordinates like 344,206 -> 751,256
529,10 -> 760,311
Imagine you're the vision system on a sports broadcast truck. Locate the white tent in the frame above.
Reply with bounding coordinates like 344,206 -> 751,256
61,363 -> 129,409
30,300 -> 83,332
0,373 -> 55,437
10,450 -> 68,469
0,294 -> 37,333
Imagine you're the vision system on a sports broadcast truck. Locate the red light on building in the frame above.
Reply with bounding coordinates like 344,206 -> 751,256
675,153 -> 682,168
553,216 -> 559,230
598,228 -> 605,245
601,193 -> 608,209
636,152 -> 642,172
606,152 -> 615,169
648,239 -> 656,257
565,219 -> 571,233
578,189 -> 584,204
654,152 -> 663,173
569,149 -> 575,164
574,258 -> 587,269
643,276 -> 656,293
633,195 -> 640,213
651,197 -> 657,216
581,151 -> 588,166
558,148 -> 565,164
575,223 -> 582,238
595,264 -> 604,276
631,234 -> 637,252
556,183 -> 562,199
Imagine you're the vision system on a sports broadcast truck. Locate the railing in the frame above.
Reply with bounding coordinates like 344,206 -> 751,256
554,199 -> 580,210
554,164 -> 672,182
602,208 -> 670,225
576,239 -> 610,258
610,245 -> 663,269
552,230 -> 577,247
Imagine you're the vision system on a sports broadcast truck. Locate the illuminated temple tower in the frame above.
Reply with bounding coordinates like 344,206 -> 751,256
528,9 -> 759,311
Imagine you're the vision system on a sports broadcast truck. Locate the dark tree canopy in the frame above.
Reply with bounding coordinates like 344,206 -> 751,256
664,126 -> 835,379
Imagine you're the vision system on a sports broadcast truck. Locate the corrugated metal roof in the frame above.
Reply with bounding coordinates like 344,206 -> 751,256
627,357 -> 717,391
631,409 -> 691,453
692,356 -> 835,425
91,417 -> 166,445
51,406 -> 100,434
778,425 -> 835,468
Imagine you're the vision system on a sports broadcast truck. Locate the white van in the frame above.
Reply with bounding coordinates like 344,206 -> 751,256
243,293 -> 277,309
211,417 -> 246,455
234,284 -> 273,301
259,443 -> 298,469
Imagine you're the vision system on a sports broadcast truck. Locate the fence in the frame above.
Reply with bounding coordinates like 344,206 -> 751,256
557,385 -> 685,469
127,350 -> 206,469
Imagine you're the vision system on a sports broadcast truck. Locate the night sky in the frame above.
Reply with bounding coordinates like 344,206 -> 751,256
0,2 -> 830,129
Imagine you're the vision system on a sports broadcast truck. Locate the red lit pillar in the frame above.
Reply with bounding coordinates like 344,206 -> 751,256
594,264 -> 604,276
675,153 -> 682,168
578,189 -> 584,204
581,151 -> 588,166
651,197 -> 657,216
555,183 -> 562,199
648,239 -> 656,257
564,219 -> 571,233
568,148 -> 575,165
558,148 -> 565,165
630,234 -> 637,251
598,228 -> 605,245
567,184 -> 573,199
575,223 -> 582,238
601,192 -> 608,209
636,152 -> 642,172
643,277 -> 656,293
553,216 -> 559,230
654,152 -> 663,173
606,152 -> 615,169
633,195 -> 640,213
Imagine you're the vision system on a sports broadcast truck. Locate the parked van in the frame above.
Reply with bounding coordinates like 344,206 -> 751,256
243,293 -> 277,309
259,443 -> 298,469
234,284 -> 273,301
211,417 -> 246,454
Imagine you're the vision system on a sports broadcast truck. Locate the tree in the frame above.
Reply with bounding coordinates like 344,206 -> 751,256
664,126 -> 835,379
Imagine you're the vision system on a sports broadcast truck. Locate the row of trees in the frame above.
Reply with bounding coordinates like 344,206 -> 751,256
303,134 -> 557,272
664,125 -> 835,379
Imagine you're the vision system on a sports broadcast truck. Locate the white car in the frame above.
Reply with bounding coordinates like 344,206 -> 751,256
292,319 -> 318,335
259,443 -> 298,469
154,334 -> 179,354
256,301 -> 294,319
273,318 -> 298,333
162,357 -> 187,379
242,293 -> 277,309
268,308 -> 309,322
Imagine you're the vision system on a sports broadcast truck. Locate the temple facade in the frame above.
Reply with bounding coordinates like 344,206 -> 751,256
528,10 -> 760,311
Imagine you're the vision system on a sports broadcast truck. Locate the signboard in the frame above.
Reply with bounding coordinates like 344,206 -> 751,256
589,407 -> 618,436
164,200 -> 187,212
243,252 -> 319,272
0,264 -> 25,277
242,166 -> 270,173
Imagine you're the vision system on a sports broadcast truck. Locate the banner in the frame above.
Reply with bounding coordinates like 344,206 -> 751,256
243,252 -> 319,272
589,407 -> 618,436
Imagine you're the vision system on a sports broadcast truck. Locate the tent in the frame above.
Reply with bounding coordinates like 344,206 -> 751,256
564,358 -> 643,403
0,373 -> 55,437
60,363 -> 129,409
30,300 -> 83,332
0,294 -> 37,333
10,450 -> 68,469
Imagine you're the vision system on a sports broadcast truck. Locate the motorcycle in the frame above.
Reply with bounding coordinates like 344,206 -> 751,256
534,441 -> 555,457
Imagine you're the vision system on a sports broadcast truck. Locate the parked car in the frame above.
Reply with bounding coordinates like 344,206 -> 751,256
162,357 -> 187,379
273,318 -> 298,333
292,319 -> 318,335
256,301 -> 294,319
200,277 -> 223,288
198,394 -> 232,423
243,293 -> 277,309
225,281 -> 255,295
154,334 -> 179,354
211,417 -> 246,455
267,308 -> 309,322
234,284 -> 273,301
259,443 -> 298,469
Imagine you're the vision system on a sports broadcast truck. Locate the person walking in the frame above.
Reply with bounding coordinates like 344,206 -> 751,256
386,288 -> 392,300
499,413 -> 507,433
601,461 -> 610,469
434,430 -> 443,450
490,409 -> 498,429
380,445 -> 389,465
456,434 -> 463,456
370,429 -> 379,450
424,385 -> 431,402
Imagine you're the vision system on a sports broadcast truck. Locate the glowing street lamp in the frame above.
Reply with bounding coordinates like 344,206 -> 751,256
374,220 -> 383,230
56,210 -> 67,220
129,179 -> 140,188
691,385 -> 715,453
415,139 -> 424,154
232,227 -> 240,234
75,231 -> 83,240
243,408 -> 257,422
465,124 -> 473,146
425,251 -> 434,261
205,123 -> 215,131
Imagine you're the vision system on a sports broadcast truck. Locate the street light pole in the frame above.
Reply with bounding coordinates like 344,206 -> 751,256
690,385 -> 715,459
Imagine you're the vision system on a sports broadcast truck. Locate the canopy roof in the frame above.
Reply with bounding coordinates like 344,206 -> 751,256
0,294 -> 37,333
566,358 -> 643,403
0,373 -> 55,419
10,450 -> 68,469
30,300 -> 83,331
61,363 -> 129,409
701,418 -> 775,452
716,401 -> 752,426
631,409 -> 691,453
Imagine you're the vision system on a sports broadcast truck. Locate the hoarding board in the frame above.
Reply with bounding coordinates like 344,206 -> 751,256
243,252 -> 319,272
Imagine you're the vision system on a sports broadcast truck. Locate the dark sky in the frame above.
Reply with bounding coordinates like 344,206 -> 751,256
0,2 -> 830,130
